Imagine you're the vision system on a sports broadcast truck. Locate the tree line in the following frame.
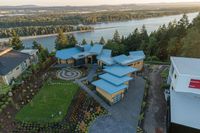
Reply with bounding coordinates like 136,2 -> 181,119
8,13 -> 200,61
0,25 -> 93,38
103,13 -> 200,60
1,8 -> 199,28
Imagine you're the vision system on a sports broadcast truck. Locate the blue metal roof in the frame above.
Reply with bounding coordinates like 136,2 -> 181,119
84,44 -> 92,52
92,79 -> 127,94
97,49 -> 114,65
56,47 -> 81,60
103,65 -> 138,77
99,73 -> 133,86
113,54 -> 137,65
89,44 -> 103,55
129,51 -> 145,61
72,52 -> 91,59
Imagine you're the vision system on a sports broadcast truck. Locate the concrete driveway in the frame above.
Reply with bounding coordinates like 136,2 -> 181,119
89,77 -> 145,133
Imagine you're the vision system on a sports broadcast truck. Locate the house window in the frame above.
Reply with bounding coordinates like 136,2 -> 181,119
171,86 -> 174,90
174,74 -> 177,79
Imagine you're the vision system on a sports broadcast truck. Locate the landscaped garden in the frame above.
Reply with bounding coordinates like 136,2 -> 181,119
15,79 -> 79,123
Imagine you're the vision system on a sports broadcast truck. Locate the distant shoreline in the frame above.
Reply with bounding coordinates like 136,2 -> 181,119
0,29 -> 94,42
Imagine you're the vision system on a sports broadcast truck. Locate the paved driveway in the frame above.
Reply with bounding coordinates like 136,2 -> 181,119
89,77 -> 145,133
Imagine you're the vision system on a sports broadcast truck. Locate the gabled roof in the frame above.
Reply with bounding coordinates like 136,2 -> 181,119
99,73 -> 132,86
171,57 -> 200,76
89,44 -> 103,55
103,65 -> 138,77
92,79 -> 127,94
55,47 -> 81,60
129,51 -> 145,62
113,54 -> 137,65
0,50 -> 30,75
97,49 -> 114,65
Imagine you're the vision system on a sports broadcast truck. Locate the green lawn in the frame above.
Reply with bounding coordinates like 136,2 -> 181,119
15,79 -> 79,123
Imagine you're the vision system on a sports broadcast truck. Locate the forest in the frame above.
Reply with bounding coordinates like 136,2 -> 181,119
0,25 -> 93,38
1,5 -> 200,38
103,13 -> 200,61
8,13 -> 200,62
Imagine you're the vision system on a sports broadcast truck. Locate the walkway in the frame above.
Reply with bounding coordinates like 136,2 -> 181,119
89,77 -> 145,133
143,65 -> 167,133
87,64 -> 98,82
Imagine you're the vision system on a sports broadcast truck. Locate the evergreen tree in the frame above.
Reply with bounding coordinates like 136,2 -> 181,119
90,40 -> 94,45
140,25 -> 149,42
55,29 -> 68,50
82,39 -> 87,45
112,30 -> 121,43
32,40 -> 44,52
181,28 -> 200,58
68,34 -> 77,46
10,31 -> 24,50
99,36 -> 106,44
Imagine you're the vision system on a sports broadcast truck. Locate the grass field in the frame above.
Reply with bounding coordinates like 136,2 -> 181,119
15,79 -> 79,123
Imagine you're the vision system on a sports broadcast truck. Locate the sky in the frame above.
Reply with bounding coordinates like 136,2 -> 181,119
0,0 -> 200,6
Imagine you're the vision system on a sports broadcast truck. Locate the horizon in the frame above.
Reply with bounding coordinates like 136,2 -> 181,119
1,0 -> 200,7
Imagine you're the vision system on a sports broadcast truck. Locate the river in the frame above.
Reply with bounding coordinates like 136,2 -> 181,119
16,12 -> 200,51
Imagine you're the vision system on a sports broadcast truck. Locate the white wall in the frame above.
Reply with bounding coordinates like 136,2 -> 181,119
169,63 -> 200,94
4,58 -> 31,84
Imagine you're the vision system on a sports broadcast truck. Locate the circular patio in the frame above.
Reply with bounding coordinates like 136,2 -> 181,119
57,68 -> 82,80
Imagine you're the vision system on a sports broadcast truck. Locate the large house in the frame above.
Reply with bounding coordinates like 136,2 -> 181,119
56,43 -> 145,104
167,57 -> 200,133
56,44 -> 103,66
0,47 -> 38,85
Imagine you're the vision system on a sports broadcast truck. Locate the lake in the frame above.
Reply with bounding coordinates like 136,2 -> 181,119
22,12 -> 198,51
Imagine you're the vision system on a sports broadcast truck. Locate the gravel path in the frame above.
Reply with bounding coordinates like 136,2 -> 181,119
143,65 -> 167,133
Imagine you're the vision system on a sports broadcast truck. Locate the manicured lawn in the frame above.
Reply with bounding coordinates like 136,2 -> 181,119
15,79 -> 79,123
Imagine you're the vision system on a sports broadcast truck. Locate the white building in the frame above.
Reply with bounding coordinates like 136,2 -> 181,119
167,57 -> 200,133
0,48 -> 38,85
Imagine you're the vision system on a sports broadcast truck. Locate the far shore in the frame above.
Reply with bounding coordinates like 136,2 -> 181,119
0,29 -> 94,42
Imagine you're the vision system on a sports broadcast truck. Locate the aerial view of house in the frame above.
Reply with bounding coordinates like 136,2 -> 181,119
1,1 -> 200,133
56,43 -> 145,104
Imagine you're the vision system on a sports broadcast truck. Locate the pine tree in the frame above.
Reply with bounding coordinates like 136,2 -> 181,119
10,31 -> 24,50
140,25 -> 148,42
32,40 -> 44,52
99,36 -> 106,44
82,39 -> 87,45
68,34 -> 77,46
55,29 -> 68,50
90,40 -> 94,45
112,30 -> 121,43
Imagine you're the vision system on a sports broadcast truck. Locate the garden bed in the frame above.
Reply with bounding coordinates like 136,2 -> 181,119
13,90 -> 107,132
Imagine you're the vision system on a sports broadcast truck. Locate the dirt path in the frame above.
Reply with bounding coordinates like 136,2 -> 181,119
143,65 -> 167,133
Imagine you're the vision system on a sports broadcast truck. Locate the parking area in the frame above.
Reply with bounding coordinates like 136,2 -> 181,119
89,77 -> 145,133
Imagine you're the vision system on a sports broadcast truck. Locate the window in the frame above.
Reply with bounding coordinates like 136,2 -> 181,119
171,86 -> 174,90
174,74 -> 177,79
